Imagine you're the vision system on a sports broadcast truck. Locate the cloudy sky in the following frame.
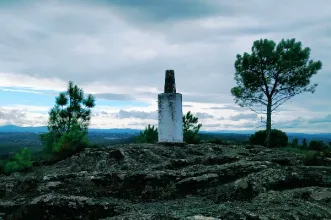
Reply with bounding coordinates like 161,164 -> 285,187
0,0 -> 330,133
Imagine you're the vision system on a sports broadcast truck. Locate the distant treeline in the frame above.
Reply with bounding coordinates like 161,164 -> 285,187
1,131 -> 330,158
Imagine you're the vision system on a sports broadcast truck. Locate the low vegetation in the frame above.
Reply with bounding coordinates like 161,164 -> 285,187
136,111 -> 202,144
249,129 -> 288,148
136,124 -> 158,144
0,147 -> 33,174
0,81 -> 96,175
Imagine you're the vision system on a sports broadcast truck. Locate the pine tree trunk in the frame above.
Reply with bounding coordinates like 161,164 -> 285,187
265,99 -> 272,148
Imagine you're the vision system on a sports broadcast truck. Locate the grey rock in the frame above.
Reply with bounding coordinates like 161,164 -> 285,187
0,144 -> 330,220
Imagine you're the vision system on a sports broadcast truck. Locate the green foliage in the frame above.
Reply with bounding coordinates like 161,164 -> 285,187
52,124 -> 89,154
249,129 -> 288,148
280,147 -> 329,166
302,138 -> 308,149
3,147 -> 33,174
303,151 -> 325,166
291,138 -> 299,148
183,111 -> 202,144
135,111 -> 203,144
183,130 -> 201,144
41,81 -> 95,156
231,38 -> 322,147
280,147 -> 312,154
309,140 -> 327,151
136,124 -> 158,144
40,132 -> 56,154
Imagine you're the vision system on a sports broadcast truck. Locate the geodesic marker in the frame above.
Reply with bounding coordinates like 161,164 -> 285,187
158,70 -> 184,145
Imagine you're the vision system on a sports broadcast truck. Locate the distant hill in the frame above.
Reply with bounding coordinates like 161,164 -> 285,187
0,125 -> 330,137
0,125 -> 141,134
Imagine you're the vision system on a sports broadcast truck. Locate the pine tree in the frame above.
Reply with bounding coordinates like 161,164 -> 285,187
41,81 -> 95,154
183,111 -> 202,144
231,39 -> 322,147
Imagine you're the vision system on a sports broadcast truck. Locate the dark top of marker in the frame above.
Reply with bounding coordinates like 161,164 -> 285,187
164,70 -> 176,93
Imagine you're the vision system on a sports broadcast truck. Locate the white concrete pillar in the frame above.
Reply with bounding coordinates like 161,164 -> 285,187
158,70 -> 183,143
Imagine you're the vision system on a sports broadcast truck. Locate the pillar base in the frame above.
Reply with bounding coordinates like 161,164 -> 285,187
157,142 -> 186,146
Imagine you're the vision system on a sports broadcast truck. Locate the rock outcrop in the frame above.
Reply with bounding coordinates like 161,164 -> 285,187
0,144 -> 330,219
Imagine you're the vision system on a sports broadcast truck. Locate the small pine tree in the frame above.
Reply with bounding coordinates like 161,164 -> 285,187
4,147 -> 33,174
309,140 -> 326,151
41,81 -> 95,155
183,111 -> 202,144
136,124 -> 158,143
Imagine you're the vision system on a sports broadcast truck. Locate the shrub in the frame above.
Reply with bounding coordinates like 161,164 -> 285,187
136,124 -> 158,144
309,140 -> 327,151
4,147 -> 33,174
183,130 -> 201,144
291,138 -> 299,148
303,151 -> 326,166
40,132 -> 57,154
249,129 -> 288,148
52,124 -> 88,154
301,138 -> 308,149
183,111 -> 202,144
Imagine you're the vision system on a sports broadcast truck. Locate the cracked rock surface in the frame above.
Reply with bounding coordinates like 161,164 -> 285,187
0,144 -> 330,220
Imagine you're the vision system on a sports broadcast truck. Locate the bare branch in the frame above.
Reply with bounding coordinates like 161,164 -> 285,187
248,107 -> 267,115
255,124 -> 265,129
271,96 -> 293,112
244,98 -> 268,106
254,121 -> 275,130
272,94 -> 294,107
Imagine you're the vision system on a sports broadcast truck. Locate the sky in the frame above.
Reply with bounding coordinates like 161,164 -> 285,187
0,0 -> 330,133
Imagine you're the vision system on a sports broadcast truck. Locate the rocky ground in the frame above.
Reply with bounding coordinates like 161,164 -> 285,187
0,143 -> 330,220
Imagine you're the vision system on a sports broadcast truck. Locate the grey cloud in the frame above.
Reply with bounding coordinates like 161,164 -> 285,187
0,0 -> 331,132
308,114 -> 331,124
101,0 -> 236,24
101,111 -> 108,115
203,123 -> 221,128
270,116 -> 331,133
275,117 -> 307,129
220,122 -> 258,129
94,93 -> 135,101
0,108 -> 26,120
127,122 -> 156,127
114,110 -> 157,120
0,108 -> 46,125
201,122 -> 258,130
229,113 -> 258,121
183,93 -> 234,104
195,112 -> 214,119
183,105 -> 193,107
209,105 -> 245,111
